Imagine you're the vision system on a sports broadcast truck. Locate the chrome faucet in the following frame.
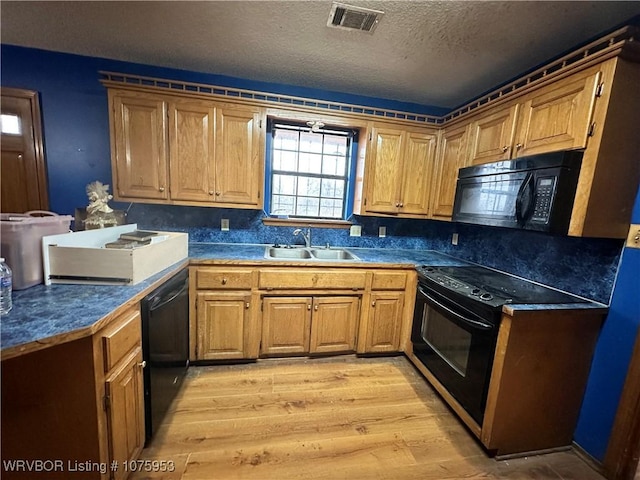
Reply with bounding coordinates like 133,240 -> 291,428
293,227 -> 311,248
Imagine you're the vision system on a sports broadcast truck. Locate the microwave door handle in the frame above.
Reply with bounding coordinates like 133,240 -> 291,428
421,289 -> 493,331
515,172 -> 535,225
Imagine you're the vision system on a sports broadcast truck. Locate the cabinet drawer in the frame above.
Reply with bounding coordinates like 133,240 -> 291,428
259,269 -> 366,290
372,271 -> 407,290
102,308 -> 142,373
196,268 -> 253,289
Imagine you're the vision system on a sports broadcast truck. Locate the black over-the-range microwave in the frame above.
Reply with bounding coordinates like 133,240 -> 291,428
452,151 -> 583,234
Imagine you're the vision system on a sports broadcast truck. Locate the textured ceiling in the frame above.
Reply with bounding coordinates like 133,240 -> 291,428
2,1 -> 640,109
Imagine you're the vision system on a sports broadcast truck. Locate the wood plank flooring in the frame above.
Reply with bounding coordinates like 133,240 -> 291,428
131,355 -> 606,480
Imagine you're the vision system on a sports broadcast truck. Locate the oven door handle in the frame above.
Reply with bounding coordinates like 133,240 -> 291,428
419,287 -> 494,331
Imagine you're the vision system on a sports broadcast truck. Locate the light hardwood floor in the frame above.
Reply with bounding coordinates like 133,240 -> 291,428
132,355 -> 606,480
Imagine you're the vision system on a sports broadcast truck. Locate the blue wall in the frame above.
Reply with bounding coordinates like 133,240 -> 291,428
1,43 -> 636,460
574,188 -> 640,461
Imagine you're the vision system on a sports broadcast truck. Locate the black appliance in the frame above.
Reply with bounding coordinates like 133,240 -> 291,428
452,151 -> 583,233
140,268 -> 189,444
411,264 -> 588,425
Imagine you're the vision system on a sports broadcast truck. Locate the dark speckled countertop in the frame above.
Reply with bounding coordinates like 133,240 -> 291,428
0,243 -> 606,361
188,243 -> 468,266
1,260 -> 189,360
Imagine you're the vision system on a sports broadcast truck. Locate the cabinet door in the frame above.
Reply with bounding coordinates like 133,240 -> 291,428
468,105 -> 519,165
261,297 -> 312,356
105,348 -> 145,480
310,296 -> 360,354
363,292 -> 404,353
431,124 -> 469,218
196,292 -> 251,360
169,100 -> 216,202
215,105 -> 264,206
399,132 -> 437,215
364,126 -> 404,214
515,70 -> 601,157
111,92 -> 168,200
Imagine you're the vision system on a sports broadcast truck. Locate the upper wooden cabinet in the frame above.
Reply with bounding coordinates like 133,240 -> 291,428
108,89 -> 265,209
515,69 -> 600,158
467,105 -> 519,165
459,59 -> 640,237
111,92 -> 169,200
431,124 -> 470,219
467,68 -> 601,166
359,123 -> 437,217
214,105 -> 264,206
169,99 -> 216,202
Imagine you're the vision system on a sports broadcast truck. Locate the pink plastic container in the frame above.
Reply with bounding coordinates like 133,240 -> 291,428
0,211 -> 72,290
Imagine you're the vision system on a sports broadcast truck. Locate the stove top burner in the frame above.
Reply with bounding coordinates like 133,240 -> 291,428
417,265 -> 586,308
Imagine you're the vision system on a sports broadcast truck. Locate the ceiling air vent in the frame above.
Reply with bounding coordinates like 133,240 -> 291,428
327,2 -> 384,33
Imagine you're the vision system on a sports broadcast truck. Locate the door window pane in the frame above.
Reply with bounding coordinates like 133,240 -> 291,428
1,114 -> 21,135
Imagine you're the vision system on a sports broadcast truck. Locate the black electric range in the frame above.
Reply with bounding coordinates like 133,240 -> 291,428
416,265 -> 589,311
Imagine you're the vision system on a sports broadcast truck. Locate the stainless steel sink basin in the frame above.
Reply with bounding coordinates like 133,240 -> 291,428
265,247 -> 312,259
309,248 -> 359,261
264,246 -> 359,261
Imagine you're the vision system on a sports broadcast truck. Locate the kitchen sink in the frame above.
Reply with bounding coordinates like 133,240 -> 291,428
264,246 -> 360,261
265,247 -> 313,259
308,248 -> 359,261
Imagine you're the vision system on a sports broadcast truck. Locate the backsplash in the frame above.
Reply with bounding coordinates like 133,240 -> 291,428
127,203 -> 622,304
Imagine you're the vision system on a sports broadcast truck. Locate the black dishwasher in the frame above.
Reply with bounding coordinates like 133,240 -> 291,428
140,268 -> 189,445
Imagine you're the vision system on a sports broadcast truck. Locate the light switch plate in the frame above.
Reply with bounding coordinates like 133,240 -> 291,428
626,224 -> 640,249
350,225 -> 362,237
379,226 -> 386,238
221,219 -> 230,231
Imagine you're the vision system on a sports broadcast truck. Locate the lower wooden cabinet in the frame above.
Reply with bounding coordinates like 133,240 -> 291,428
360,291 -> 405,353
196,292 -> 253,360
105,347 -> 145,480
191,265 -> 416,361
261,297 -> 311,355
261,296 -> 360,356
0,306 -> 145,480
309,296 -> 360,354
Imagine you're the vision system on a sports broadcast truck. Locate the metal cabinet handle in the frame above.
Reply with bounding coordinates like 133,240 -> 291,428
372,300 -> 376,307
502,145 -> 509,152
245,302 -> 250,309
222,278 -> 227,285
209,190 -> 214,195
515,143 -> 523,150
159,186 -> 165,192
314,304 -> 319,311
307,304 -> 311,310
138,360 -> 147,369
215,191 -> 221,196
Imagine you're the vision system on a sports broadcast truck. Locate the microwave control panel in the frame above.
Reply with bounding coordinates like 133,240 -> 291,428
531,176 -> 557,223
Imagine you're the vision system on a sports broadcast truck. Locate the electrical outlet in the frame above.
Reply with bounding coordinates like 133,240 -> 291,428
626,224 -> 640,249
452,233 -> 459,246
221,218 -> 230,231
379,226 -> 386,238
350,225 -> 362,237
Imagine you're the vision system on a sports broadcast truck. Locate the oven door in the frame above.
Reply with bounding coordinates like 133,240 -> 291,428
411,283 -> 499,425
